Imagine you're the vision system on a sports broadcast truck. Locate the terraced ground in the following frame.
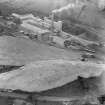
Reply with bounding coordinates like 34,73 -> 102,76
0,35 -> 104,105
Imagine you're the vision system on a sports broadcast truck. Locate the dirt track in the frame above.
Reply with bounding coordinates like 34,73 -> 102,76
0,36 -> 81,65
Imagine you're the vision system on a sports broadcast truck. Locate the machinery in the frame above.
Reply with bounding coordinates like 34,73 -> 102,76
0,12 -> 101,53
11,13 -> 102,53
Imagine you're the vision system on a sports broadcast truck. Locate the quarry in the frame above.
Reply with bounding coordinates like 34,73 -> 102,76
0,0 -> 105,105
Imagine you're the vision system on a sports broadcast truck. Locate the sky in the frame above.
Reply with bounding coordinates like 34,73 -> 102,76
0,0 -> 69,13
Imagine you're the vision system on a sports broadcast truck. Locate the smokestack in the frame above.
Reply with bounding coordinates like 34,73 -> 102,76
51,12 -> 54,32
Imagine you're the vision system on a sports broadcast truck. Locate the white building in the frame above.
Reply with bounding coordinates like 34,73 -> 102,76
12,13 -> 63,32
